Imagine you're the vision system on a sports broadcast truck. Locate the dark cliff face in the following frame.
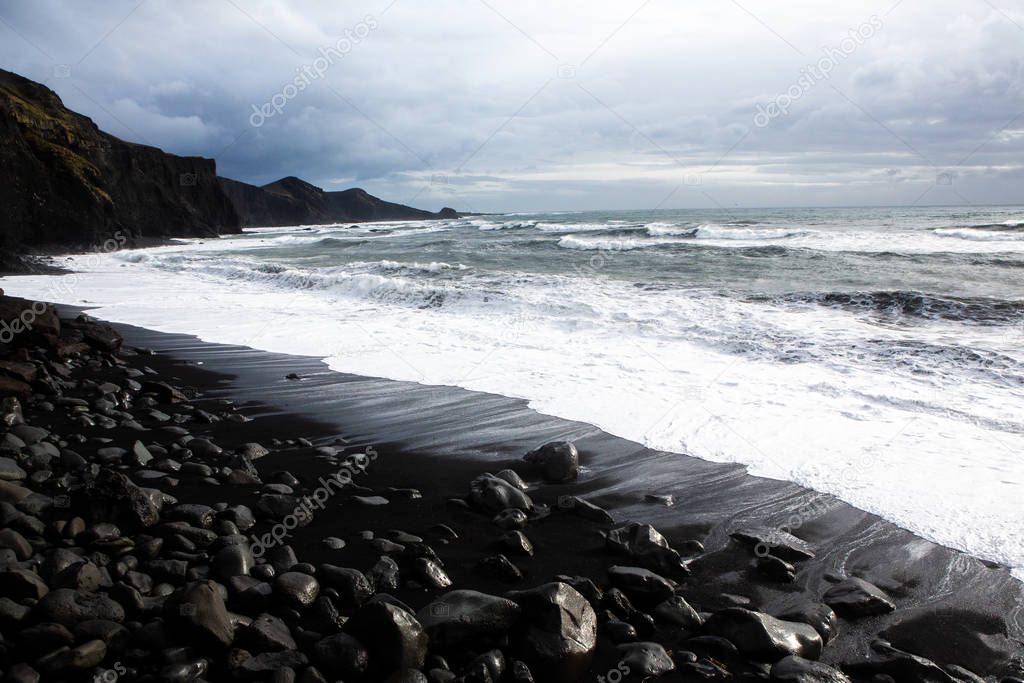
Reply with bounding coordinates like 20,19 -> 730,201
0,69 -> 240,265
219,175 -> 458,227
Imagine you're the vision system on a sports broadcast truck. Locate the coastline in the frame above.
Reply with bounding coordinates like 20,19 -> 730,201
49,306 -> 1024,677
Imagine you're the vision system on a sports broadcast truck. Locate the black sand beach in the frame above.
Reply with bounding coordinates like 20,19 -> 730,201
0,291 -> 1020,682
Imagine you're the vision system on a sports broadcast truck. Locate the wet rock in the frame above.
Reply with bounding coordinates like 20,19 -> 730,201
0,596 -> 30,627
166,503 -> 215,528
417,590 -> 521,649
367,555 -> 401,593
470,474 -> 534,514
823,578 -> 896,617
0,480 -> 31,504
158,660 -> 209,682
501,530 -> 534,556
602,588 -> 656,637
607,566 -> 676,604
165,580 -> 235,648
0,528 -> 31,559
652,595 -> 703,631
238,442 -> 270,459
477,554 -> 523,583
523,441 -> 579,483
617,641 -> 675,678
219,505 -> 256,532
758,554 -> 797,583
36,638 -> 107,674
256,494 -> 304,522
11,425 -> 48,446
264,545 -> 299,574
239,652 -> 308,678
52,561 -> 104,592
344,601 -> 428,677
4,663 -> 40,683
0,376 -> 31,400
495,469 -> 529,490
0,567 -> 49,601
66,316 -> 123,352
243,612 -> 297,651
879,608 -> 1018,677
460,649 -> 505,681
506,582 -> 597,681
353,495 -> 389,506
555,575 -> 603,606
275,571 -> 320,610
17,622 -> 75,659
311,594 -> 345,633
771,655 -> 852,682
1,397 -> 24,427
370,537 -> 405,554
494,508 -> 528,530
88,469 -> 161,529
731,527 -> 815,562
147,558 -> 188,583
560,496 -> 613,524
604,523 -> 688,576
703,608 -> 823,662
319,565 -> 373,607
185,438 -> 222,459
415,557 -> 452,589
213,543 -> 254,581
510,660 -> 535,683
73,619 -> 129,652
141,380 -> 189,404
129,440 -> 153,466
845,640 -> 957,682
604,618 -> 638,644
775,603 -> 839,645
311,632 -> 369,680
0,457 -> 26,481
0,432 -> 26,452
323,536 -> 346,551
31,588 -> 125,626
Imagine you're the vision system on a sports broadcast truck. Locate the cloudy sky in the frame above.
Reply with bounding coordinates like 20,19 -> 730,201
1,0 -> 1022,212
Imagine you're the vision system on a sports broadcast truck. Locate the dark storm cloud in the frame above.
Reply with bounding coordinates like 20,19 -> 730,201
0,0 -> 1021,211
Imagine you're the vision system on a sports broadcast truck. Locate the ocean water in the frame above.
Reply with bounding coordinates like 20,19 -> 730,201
6,205 -> 1024,576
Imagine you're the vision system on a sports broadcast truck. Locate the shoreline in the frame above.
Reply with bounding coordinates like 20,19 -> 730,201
7,299 -> 1019,677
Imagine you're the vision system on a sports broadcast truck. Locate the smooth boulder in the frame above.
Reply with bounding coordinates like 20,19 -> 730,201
703,608 -> 823,662
523,442 -> 579,483
417,590 -> 521,649
506,582 -> 597,682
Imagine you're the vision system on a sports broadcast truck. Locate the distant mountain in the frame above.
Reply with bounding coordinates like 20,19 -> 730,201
0,68 -> 240,270
219,175 -> 457,227
0,69 -> 457,271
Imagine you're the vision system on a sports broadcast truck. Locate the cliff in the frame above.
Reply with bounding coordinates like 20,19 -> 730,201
220,175 -> 458,227
0,69 -> 240,269
0,69 -> 459,270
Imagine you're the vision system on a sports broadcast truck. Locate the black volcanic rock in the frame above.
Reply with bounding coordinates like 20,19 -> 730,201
219,175 -> 457,227
0,69 -> 239,266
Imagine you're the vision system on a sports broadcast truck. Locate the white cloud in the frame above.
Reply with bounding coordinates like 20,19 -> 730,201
0,0 -> 1021,210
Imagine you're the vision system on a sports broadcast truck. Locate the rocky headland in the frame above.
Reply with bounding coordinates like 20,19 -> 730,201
0,69 -> 457,272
